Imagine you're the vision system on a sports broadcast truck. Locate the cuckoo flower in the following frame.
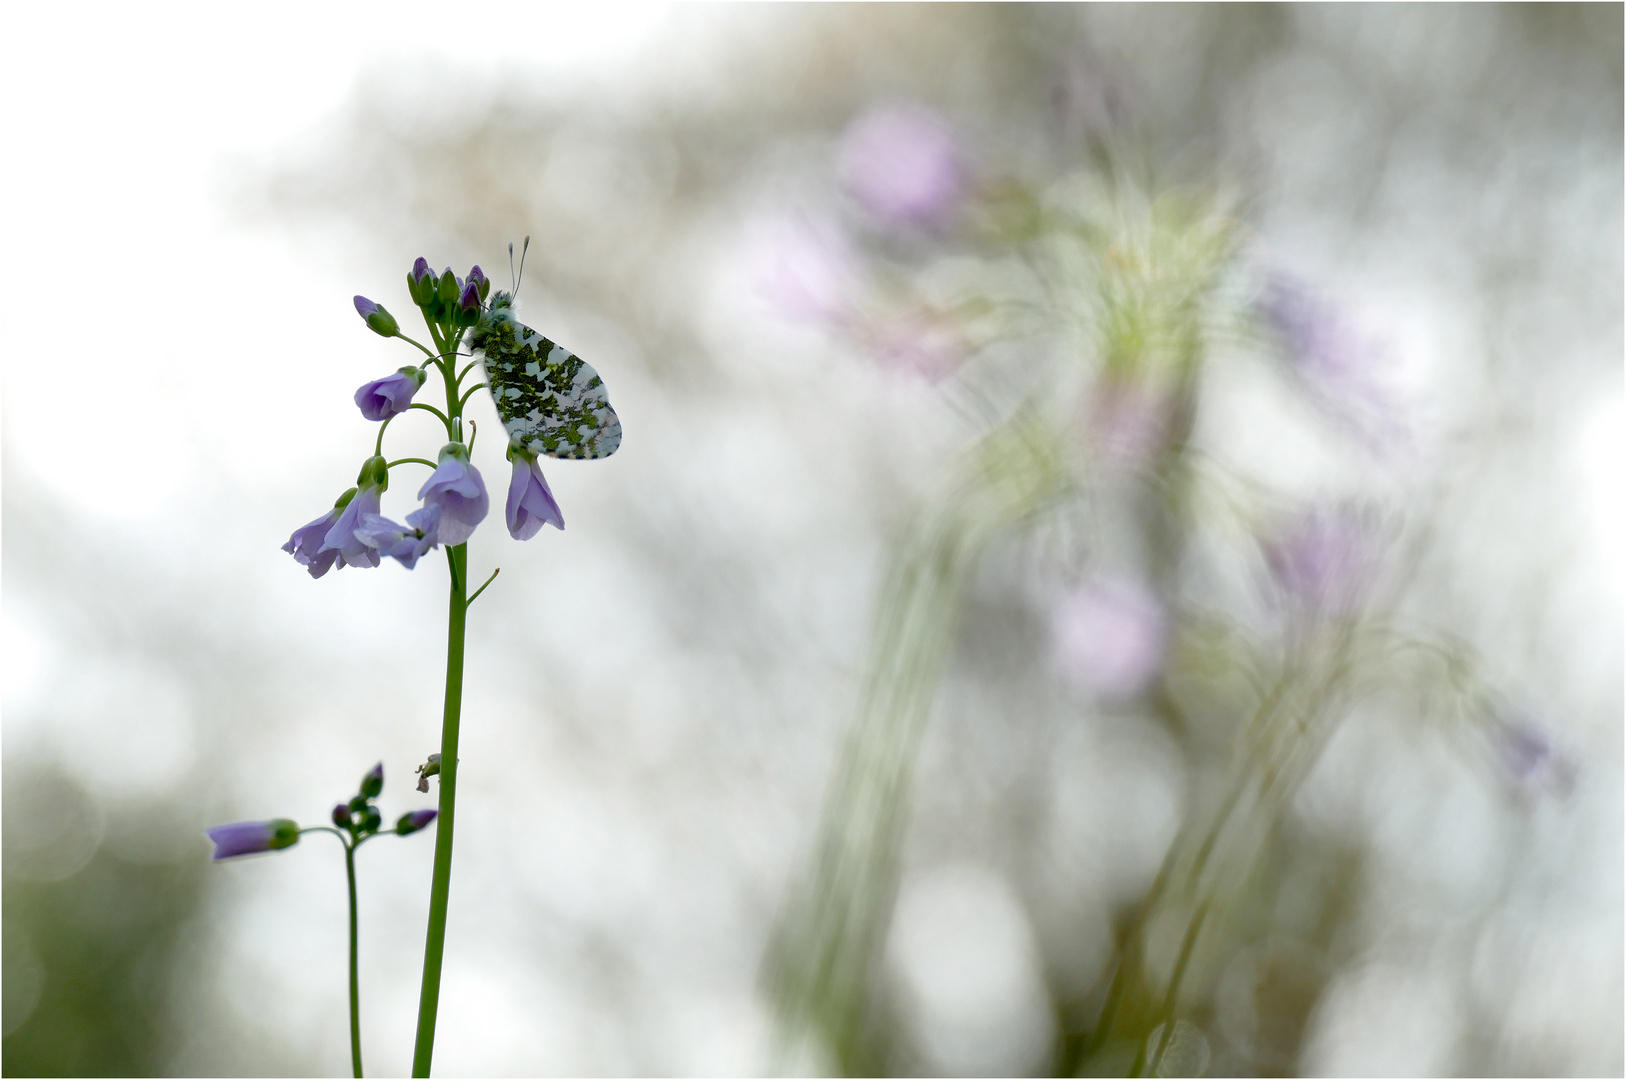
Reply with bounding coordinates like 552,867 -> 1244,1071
1050,575 -> 1168,700
418,443 -> 489,546
321,460 -> 389,570
506,447 -> 565,540
1264,507 -> 1374,616
354,367 -> 426,421
282,490 -> 354,579
838,103 -> 965,229
205,818 -> 300,861
355,505 -> 442,570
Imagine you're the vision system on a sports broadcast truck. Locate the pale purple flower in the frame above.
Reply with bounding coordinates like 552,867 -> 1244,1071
417,448 -> 489,546
320,485 -> 384,569
283,505 -> 344,578
354,367 -> 424,421
873,318 -> 961,381
838,103 -> 965,229
355,505 -> 441,569
397,809 -> 439,835
506,454 -> 565,540
1050,576 -> 1169,700
1260,276 -> 1408,452
1088,381 -> 1169,472
1263,508 -> 1374,616
411,257 -> 432,283
205,818 -> 299,860
748,217 -> 860,326
1492,717 -> 1577,800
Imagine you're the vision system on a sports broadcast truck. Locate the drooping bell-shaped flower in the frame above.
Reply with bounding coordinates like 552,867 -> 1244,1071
354,366 -> 426,421
321,458 -> 391,570
417,444 -> 489,546
205,818 -> 300,861
283,488 -> 357,579
505,446 -> 565,540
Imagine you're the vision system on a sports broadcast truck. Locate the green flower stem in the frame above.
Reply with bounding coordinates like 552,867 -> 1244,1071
412,542 -> 468,1077
345,840 -> 363,1079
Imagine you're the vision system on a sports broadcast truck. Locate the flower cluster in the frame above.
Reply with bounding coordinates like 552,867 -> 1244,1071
205,762 -> 438,861
283,256 -> 566,580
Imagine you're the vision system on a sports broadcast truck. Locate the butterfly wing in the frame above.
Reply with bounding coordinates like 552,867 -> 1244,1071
474,312 -> 622,460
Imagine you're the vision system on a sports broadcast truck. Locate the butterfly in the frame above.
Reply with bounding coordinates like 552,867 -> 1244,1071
468,289 -> 622,460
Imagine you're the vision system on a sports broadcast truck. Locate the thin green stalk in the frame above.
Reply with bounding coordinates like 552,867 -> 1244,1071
346,842 -> 363,1079
413,541 -> 468,1077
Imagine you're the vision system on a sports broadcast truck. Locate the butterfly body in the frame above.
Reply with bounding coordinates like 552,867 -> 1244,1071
469,291 -> 622,460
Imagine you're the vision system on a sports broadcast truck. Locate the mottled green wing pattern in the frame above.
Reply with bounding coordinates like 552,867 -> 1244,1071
470,297 -> 622,460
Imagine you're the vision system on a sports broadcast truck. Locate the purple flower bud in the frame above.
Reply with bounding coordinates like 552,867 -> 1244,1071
506,452 -> 565,540
354,367 -> 426,422
417,445 -> 489,546
459,280 -> 481,311
468,264 -> 491,302
1263,508 -> 1374,616
205,818 -> 300,861
411,257 -> 432,282
837,103 -> 966,229
332,803 -> 351,829
282,502 -> 346,579
1050,576 -> 1168,700
319,484 -> 384,570
353,295 -> 400,338
360,762 -> 384,799
396,809 -> 439,836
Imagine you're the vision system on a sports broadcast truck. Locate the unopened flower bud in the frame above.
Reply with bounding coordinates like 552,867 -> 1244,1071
397,809 -> 439,836
355,455 -> 391,493
353,296 -> 400,338
360,761 -> 384,800
468,265 -> 490,302
348,794 -> 369,814
205,818 -> 301,861
362,806 -> 382,834
437,268 -> 460,305
409,257 -> 437,306
332,803 -> 351,830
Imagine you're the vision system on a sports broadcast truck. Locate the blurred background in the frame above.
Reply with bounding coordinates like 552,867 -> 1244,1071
2,4 -> 1620,1076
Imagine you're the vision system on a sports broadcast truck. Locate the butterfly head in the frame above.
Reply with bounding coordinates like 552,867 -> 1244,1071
468,290 -> 515,351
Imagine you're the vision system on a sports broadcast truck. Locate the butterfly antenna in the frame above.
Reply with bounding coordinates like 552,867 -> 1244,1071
508,241 -> 516,292
514,235 -> 531,297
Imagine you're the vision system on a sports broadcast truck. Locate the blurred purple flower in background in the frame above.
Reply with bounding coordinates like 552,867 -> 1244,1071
1260,275 -> 1410,453
748,217 -> 860,326
1263,507 -> 1375,616
1050,575 -> 1169,700
353,367 -> 425,421
320,485 -> 385,570
418,449 -> 489,546
506,454 -> 565,540
205,818 -> 300,861
1087,380 -> 1169,472
838,103 -> 966,229
1491,715 -> 1578,800
873,317 -> 962,381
